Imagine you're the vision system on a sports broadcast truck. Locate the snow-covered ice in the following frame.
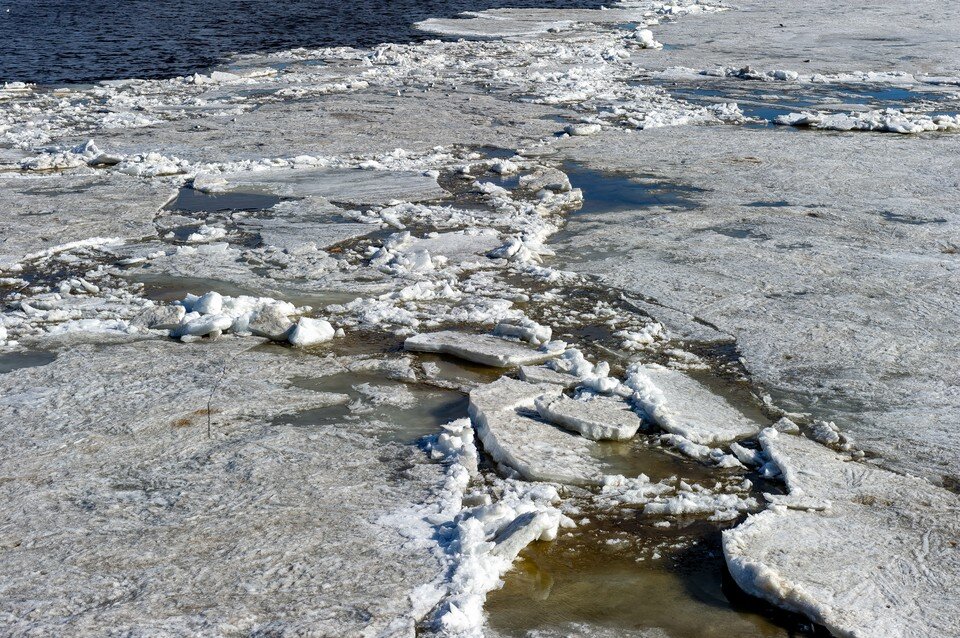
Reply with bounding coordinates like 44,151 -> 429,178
724,428 -> 960,637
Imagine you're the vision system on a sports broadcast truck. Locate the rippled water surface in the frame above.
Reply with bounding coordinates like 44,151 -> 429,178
0,0 -> 603,84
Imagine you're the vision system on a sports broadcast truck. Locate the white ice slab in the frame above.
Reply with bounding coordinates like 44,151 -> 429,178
627,364 -> 760,445
405,331 -> 561,368
724,429 -> 960,638
469,377 -> 607,486
221,167 -> 448,205
535,393 -> 643,442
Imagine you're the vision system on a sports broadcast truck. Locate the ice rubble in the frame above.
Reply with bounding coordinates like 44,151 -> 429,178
405,331 -> 564,368
535,392 -> 643,441
724,429 -> 960,638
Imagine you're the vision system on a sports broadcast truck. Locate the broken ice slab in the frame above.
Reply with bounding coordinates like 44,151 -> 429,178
628,364 -> 760,445
724,428 -> 960,638
404,331 -> 562,368
535,393 -> 643,442
519,365 -> 578,387
216,167 -> 448,205
469,377 -> 607,486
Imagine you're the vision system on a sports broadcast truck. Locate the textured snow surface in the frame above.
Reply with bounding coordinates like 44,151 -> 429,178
405,331 -> 562,367
469,377 -> 607,486
724,429 -> 960,637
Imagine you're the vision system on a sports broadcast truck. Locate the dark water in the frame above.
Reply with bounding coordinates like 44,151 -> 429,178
0,0 -> 603,85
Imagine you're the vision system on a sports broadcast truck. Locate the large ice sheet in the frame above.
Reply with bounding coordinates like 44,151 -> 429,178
0,173 -> 175,268
469,377 -> 607,486
0,339 -> 454,634
557,124 -> 960,485
724,429 -> 960,637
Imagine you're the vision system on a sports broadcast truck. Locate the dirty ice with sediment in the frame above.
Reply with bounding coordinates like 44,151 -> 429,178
1,0 -> 958,636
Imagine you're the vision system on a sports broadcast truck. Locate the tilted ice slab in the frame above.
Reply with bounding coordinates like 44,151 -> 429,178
724,429 -> 960,637
217,167 -> 448,205
535,393 -> 643,442
405,331 -> 562,368
519,364 -> 579,388
469,377 -> 607,486
627,364 -> 760,445
417,12 -> 575,40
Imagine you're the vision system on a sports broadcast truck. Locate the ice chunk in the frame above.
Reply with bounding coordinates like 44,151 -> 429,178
219,167 -> 448,205
626,364 -> 760,444
193,291 -> 223,315
404,331 -> 562,368
564,123 -> 602,136
288,317 -> 335,348
131,304 -> 186,331
171,313 -> 233,339
535,393 -> 643,441
247,305 -> 294,341
724,429 -> 960,637
469,377 -> 608,486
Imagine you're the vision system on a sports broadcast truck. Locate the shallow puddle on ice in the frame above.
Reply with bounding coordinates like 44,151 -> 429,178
564,162 -> 701,217
549,164 -> 701,264
281,372 -> 468,443
165,187 -> 282,213
0,349 -> 57,374
487,517 -> 823,638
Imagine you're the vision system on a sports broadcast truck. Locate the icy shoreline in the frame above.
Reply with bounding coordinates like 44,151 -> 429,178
1,0 -> 959,636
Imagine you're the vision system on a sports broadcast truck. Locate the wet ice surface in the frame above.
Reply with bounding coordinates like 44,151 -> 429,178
2,0 -> 960,636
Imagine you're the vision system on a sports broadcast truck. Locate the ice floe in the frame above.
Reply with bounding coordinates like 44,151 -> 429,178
724,428 -> 960,637
626,363 -> 761,445
469,377 -> 607,486
405,330 -> 564,368
535,392 -> 643,441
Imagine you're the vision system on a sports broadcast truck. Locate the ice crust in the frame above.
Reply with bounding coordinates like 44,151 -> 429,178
724,429 -> 960,637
